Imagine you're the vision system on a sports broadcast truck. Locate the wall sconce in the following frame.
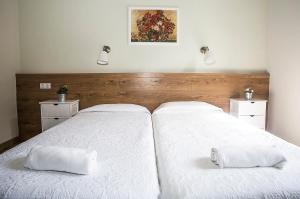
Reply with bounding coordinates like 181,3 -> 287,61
97,46 -> 111,65
200,46 -> 216,65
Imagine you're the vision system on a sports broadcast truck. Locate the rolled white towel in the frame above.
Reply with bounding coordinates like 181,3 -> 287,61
24,145 -> 97,175
211,146 -> 286,169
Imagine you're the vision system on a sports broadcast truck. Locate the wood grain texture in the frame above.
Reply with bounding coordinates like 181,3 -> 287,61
16,73 -> 269,141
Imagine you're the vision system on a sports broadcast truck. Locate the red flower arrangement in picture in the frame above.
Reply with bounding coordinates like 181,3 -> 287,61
132,10 -> 176,42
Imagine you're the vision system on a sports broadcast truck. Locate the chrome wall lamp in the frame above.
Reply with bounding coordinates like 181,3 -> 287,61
97,46 -> 111,65
200,46 -> 216,65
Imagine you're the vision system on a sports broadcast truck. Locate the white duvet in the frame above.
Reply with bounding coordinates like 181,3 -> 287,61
0,106 -> 160,199
152,105 -> 300,199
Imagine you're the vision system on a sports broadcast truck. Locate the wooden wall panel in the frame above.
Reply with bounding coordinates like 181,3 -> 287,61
16,73 -> 269,141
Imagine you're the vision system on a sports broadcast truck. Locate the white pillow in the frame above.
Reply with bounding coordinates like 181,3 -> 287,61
79,104 -> 150,114
153,101 -> 223,114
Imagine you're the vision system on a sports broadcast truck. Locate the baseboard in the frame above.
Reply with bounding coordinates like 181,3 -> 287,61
0,137 -> 20,154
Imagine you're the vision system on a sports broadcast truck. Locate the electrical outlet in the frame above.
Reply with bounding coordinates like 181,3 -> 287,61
40,83 -> 51,89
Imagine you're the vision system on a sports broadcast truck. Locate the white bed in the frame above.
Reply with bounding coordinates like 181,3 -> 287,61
152,102 -> 300,199
0,104 -> 160,199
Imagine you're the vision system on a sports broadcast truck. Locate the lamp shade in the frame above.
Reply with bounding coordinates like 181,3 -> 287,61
97,51 -> 109,65
203,51 -> 216,65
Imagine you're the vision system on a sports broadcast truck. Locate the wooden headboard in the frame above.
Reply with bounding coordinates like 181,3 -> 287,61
16,73 -> 269,141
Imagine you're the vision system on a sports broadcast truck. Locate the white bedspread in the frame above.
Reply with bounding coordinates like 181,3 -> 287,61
152,109 -> 300,199
0,110 -> 160,199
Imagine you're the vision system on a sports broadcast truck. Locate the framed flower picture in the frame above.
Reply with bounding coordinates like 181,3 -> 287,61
128,7 -> 178,45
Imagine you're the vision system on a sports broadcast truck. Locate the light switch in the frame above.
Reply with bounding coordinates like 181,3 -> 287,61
40,83 -> 51,89
46,83 -> 51,89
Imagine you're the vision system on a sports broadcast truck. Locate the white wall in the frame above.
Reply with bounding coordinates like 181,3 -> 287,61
0,0 -> 20,144
19,0 -> 267,73
267,0 -> 300,145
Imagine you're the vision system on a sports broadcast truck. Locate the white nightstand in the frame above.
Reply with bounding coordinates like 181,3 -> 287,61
230,98 -> 267,130
39,100 -> 79,131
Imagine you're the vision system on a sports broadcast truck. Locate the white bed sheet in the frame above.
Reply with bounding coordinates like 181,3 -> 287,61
0,110 -> 160,199
152,109 -> 300,199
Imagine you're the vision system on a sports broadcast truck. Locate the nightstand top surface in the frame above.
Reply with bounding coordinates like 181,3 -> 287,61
39,100 -> 79,104
230,98 -> 268,102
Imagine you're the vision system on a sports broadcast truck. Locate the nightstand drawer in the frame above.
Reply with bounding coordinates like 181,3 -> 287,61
230,98 -> 267,130
41,103 -> 77,117
42,118 -> 68,131
236,101 -> 266,115
40,100 -> 79,132
238,115 -> 265,129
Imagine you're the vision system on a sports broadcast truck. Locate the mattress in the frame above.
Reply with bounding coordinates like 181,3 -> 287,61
0,105 -> 160,199
152,102 -> 300,199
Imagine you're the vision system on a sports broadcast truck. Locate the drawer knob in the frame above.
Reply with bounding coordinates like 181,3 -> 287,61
250,115 -> 255,117
251,102 -> 255,104
54,118 -> 59,120
53,104 -> 59,106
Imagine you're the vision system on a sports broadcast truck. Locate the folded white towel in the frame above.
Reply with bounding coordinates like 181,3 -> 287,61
211,146 -> 286,169
24,145 -> 97,175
